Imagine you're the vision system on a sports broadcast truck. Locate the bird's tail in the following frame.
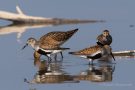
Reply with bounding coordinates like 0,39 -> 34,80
66,28 -> 78,38
67,28 -> 78,34
59,47 -> 70,50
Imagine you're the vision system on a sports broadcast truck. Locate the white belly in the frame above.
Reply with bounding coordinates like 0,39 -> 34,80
79,55 -> 87,58
44,50 -> 62,54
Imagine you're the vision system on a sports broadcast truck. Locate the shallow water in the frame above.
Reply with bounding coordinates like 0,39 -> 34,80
0,0 -> 135,90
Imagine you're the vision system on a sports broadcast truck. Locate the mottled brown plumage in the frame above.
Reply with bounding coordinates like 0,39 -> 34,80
39,29 -> 78,49
69,45 -> 102,55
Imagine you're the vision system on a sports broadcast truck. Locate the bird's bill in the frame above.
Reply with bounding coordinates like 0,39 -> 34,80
22,43 -> 28,50
110,52 -> 115,61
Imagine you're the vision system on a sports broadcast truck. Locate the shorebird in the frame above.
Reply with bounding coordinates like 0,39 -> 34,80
69,45 -> 115,64
96,30 -> 112,46
22,28 -> 78,61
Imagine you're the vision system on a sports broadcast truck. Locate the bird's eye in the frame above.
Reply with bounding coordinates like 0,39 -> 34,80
32,40 -> 34,42
29,40 -> 32,42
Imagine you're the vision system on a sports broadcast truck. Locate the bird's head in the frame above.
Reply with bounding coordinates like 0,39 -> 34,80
103,30 -> 110,37
22,37 -> 37,50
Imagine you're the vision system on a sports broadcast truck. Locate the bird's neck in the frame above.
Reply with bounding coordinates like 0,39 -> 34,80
34,45 -> 40,51
31,41 -> 39,50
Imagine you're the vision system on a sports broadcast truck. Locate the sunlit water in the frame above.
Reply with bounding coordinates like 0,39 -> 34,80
0,0 -> 135,90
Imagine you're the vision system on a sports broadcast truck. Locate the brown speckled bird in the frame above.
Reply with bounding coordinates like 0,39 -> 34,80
97,30 -> 112,46
22,28 -> 78,61
69,45 -> 115,64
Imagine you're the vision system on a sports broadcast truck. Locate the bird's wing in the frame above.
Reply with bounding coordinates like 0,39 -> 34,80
71,45 -> 101,55
38,32 -> 67,49
39,29 -> 78,49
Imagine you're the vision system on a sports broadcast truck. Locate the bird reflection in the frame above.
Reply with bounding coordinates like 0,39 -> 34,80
76,62 -> 115,82
25,59 -> 79,84
24,57 -> 116,84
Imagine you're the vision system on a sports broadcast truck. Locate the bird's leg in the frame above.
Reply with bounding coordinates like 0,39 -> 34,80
112,64 -> 116,73
46,55 -> 52,63
89,62 -> 91,65
111,52 -> 115,61
47,63 -> 51,71
91,60 -> 94,65
49,57 -> 52,62
54,54 -> 57,61
88,59 -> 91,65
89,59 -> 93,65
88,64 -> 94,71
60,52 -> 64,59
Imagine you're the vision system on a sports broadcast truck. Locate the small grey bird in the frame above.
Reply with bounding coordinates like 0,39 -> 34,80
96,30 -> 112,46
22,28 -> 78,61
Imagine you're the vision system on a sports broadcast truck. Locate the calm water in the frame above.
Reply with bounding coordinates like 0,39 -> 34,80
0,0 -> 135,90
